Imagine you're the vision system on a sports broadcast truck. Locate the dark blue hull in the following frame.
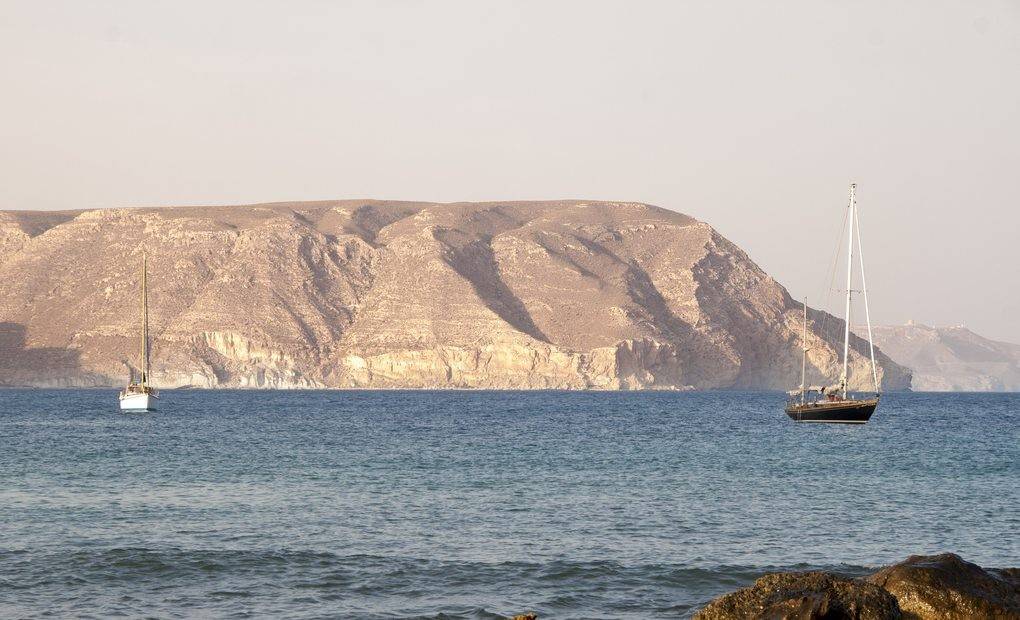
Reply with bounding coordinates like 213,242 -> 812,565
785,398 -> 879,424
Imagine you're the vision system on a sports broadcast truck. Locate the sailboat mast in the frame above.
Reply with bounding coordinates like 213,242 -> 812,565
841,183 -> 856,399
854,203 -> 880,392
141,251 -> 148,386
801,298 -> 807,405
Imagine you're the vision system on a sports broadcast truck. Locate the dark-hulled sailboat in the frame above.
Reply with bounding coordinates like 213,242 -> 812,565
786,183 -> 880,424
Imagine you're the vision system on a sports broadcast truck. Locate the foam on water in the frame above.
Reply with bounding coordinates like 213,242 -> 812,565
0,390 -> 1017,618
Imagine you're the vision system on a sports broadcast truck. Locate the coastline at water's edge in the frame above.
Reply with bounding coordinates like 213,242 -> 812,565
0,385 -> 932,392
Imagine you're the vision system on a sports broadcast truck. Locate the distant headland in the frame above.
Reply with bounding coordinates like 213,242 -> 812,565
0,200 -> 910,390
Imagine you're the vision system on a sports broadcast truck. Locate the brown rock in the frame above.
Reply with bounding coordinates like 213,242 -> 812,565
866,553 -> 1020,619
509,614 -> 537,620
0,200 -> 911,390
694,571 -> 901,620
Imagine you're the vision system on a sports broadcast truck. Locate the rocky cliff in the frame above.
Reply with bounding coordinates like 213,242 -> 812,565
868,322 -> 1020,391
0,200 -> 911,390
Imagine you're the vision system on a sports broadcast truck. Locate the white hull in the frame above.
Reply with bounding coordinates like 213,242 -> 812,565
119,392 -> 155,412
122,252 -> 158,413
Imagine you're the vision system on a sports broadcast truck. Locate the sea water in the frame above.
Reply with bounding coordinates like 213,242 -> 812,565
0,390 -> 1017,618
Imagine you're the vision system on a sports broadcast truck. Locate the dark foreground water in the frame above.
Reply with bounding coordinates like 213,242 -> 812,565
0,390 -> 1017,619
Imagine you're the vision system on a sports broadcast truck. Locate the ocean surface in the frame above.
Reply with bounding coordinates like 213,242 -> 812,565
0,390 -> 1017,619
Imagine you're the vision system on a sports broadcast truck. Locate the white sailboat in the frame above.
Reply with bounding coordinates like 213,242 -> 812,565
785,183 -> 880,424
119,251 -> 158,412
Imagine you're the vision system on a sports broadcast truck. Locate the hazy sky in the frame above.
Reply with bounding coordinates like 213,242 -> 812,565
2,1 -> 1019,341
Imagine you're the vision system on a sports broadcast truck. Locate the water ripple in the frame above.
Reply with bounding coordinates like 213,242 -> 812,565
0,389 -> 1017,618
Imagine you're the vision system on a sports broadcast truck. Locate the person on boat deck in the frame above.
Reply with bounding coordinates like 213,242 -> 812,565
819,386 -> 837,401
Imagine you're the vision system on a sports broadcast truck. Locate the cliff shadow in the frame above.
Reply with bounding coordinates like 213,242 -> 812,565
565,234 -> 739,386
435,231 -> 551,344
571,235 -> 703,339
0,322 -> 83,385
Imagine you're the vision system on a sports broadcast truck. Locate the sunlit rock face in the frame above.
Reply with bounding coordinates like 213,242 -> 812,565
0,200 -> 910,390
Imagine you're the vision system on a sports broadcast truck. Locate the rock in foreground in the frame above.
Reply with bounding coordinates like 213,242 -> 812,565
695,554 -> 1020,620
694,571 -> 901,620
866,553 -> 1020,619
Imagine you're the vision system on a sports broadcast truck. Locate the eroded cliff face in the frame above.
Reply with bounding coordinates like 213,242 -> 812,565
0,200 -> 911,390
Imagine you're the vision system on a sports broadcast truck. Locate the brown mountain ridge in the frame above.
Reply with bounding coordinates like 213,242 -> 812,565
0,200 -> 911,390
868,322 -> 1020,391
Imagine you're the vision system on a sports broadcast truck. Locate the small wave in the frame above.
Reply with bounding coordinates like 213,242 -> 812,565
0,547 -> 878,618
